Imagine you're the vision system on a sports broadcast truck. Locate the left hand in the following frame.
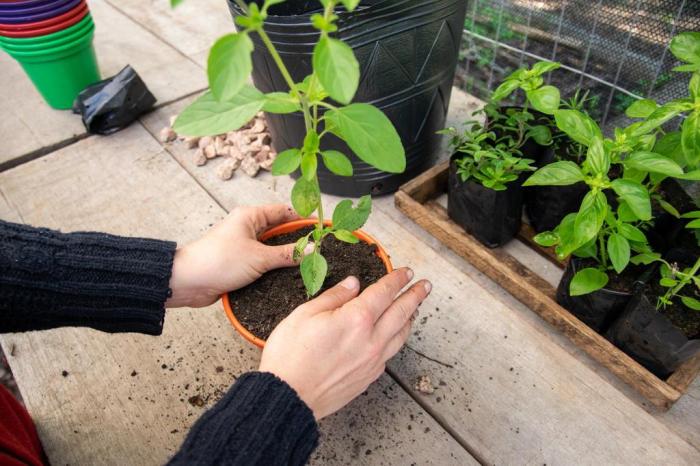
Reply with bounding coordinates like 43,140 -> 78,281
166,204 -> 304,308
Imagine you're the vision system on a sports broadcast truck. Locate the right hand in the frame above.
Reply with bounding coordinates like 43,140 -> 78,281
259,268 -> 432,420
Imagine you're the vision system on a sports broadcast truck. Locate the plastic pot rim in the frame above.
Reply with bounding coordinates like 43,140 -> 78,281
0,0 -> 74,17
221,218 -> 394,349
0,11 -> 90,43
7,26 -> 92,60
0,0 -> 85,32
1,16 -> 90,48
0,0 -> 80,24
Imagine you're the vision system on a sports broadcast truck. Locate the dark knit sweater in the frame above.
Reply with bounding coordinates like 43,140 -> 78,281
0,220 -> 319,466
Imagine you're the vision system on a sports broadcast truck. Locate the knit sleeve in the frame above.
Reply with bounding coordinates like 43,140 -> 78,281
0,220 -> 176,335
168,372 -> 319,466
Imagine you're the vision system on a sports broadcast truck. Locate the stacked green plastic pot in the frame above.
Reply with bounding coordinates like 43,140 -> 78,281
0,0 -> 100,109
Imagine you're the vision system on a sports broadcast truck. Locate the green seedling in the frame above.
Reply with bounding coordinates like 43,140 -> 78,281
173,0 -> 406,296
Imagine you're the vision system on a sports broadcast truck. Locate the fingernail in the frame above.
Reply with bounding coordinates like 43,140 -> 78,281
423,281 -> 432,294
410,311 -> 418,322
341,276 -> 359,290
406,268 -> 414,280
303,242 -> 315,255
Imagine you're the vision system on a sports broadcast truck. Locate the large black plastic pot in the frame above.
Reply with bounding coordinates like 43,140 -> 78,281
606,291 -> 700,378
556,258 -> 636,333
447,153 -> 524,248
228,0 -> 468,196
524,145 -> 587,233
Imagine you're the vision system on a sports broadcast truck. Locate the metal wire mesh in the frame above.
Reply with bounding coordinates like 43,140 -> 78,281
458,0 -> 699,132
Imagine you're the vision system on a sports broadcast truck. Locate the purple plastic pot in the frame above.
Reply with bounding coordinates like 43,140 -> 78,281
0,0 -> 79,23
0,0 -> 73,16
0,0 -> 59,8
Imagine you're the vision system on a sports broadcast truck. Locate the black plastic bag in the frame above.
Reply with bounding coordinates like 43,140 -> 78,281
72,65 -> 156,135
606,291 -> 700,378
447,154 -> 524,248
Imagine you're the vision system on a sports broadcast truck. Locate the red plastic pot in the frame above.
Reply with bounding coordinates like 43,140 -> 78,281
222,219 -> 394,348
0,0 -> 74,16
0,0 -> 84,33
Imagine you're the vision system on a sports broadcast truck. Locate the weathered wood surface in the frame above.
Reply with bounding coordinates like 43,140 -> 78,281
141,94 -> 700,464
395,160 -> 699,409
0,0 -> 206,171
105,0 -> 234,68
0,124 -> 477,465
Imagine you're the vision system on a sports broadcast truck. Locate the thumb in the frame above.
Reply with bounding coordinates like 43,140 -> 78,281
304,276 -> 360,314
260,242 -> 313,270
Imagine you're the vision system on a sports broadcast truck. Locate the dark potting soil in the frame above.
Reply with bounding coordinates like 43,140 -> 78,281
228,227 -> 387,340
658,286 -> 700,340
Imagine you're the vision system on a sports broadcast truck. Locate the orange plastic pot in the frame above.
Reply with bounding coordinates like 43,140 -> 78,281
222,218 -> 393,349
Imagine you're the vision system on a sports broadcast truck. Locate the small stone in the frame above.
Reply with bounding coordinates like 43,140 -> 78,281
415,375 -> 435,395
159,127 -> 176,143
214,136 -> 228,156
260,157 -> 274,171
204,145 -> 217,159
240,156 -> 260,177
228,146 -> 245,161
193,149 -> 207,166
198,136 -> 213,149
184,137 -> 200,149
249,119 -> 266,134
216,159 -> 240,180
254,145 -> 272,163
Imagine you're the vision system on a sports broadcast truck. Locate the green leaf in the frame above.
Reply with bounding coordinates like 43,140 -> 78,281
654,132 -> 683,162
533,231 -> 559,247
607,234 -> 631,274
625,99 -> 658,118
531,61 -> 560,76
574,191 -> 607,247
676,170 -> 700,181
173,87 -> 264,136
611,179 -> 651,221
690,73 -> 700,99
681,112 -> 700,169
526,85 -> 560,115
339,0 -> 361,11
300,252 -> 328,296
527,125 -> 552,145
300,152 -> 317,181
584,136 -> 610,175
313,36 -> 360,104
332,195 -> 371,232
321,150 -> 353,176
623,151 -> 684,176
682,211 -> 700,218
523,161 -> 584,186
325,103 -> 405,173
554,109 -> 602,147
291,177 -> 320,218
491,79 -> 520,103
271,149 -> 301,175
658,199 -> 681,218
681,296 -> 700,311
570,268 -> 609,296
631,252 -> 661,265
207,33 -> 254,102
687,219 -> 700,229
262,92 -> 300,114
170,0 -> 184,7
669,32 -> 700,64
293,235 -> 309,262
333,229 -> 359,243
619,223 -> 647,243
660,277 -> 678,287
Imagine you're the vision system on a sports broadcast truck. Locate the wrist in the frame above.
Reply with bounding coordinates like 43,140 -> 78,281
166,243 -> 217,308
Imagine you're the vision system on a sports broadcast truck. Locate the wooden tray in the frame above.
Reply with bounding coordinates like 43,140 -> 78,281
395,160 -> 700,410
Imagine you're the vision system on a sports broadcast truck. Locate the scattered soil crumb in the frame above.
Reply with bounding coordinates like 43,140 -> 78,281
61,370 -> 69,377
131,370 -> 138,377
215,366 -> 224,373
415,375 -> 435,394
188,395 -> 205,407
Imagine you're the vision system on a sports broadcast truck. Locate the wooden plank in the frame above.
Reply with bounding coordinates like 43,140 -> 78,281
140,96 -> 700,465
105,0 -> 234,67
0,125 -> 477,465
0,0 -> 206,170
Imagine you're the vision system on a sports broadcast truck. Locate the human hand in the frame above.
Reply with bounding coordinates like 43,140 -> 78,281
166,204 -> 304,308
258,268 -> 432,420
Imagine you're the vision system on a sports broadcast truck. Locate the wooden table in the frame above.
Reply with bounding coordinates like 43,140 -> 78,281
1,1 -> 698,464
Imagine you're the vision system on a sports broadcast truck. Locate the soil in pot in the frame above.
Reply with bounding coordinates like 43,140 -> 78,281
556,258 -> 647,333
646,178 -> 699,254
606,285 -> 700,379
447,154 -> 525,248
524,143 -> 587,233
228,227 -> 386,340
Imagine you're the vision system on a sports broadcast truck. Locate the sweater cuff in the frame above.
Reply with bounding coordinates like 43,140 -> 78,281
168,372 -> 319,466
0,220 -> 176,335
